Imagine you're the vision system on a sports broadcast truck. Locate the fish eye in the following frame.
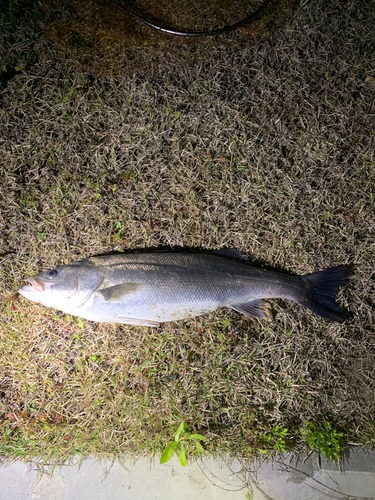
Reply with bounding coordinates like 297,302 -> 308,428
48,270 -> 58,278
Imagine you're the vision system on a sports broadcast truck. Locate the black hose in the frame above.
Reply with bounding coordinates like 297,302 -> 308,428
109,0 -> 272,37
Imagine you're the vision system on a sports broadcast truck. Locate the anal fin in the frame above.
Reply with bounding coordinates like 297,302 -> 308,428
118,317 -> 160,327
230,299 -> 272,320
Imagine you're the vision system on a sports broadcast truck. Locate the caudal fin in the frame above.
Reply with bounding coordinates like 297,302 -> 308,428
296,266 -> 350,323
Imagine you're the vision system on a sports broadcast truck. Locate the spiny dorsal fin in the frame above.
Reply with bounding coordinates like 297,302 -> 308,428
212,248 -> 248,260
230,299 -> 272,320
97,283 -> 143,302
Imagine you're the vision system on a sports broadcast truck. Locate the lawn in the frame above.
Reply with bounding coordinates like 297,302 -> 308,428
0,0 -> 374,466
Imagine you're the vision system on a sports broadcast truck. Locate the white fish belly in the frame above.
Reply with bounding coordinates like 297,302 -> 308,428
73,289 -> 221,325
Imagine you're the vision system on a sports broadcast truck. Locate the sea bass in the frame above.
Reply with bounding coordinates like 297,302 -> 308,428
18,250 -> 350,326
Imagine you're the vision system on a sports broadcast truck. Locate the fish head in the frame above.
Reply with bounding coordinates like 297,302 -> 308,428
18,260 -> 103,311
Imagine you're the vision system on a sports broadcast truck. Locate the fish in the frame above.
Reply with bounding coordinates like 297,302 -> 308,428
18,249 -> 350,326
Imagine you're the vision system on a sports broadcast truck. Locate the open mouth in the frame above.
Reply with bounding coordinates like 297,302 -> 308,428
19,278 -> 45,293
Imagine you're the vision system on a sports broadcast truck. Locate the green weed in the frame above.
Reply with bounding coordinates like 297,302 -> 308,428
255,425 -> 289,454
300,422 -> 345,464
160,422 -> 207,467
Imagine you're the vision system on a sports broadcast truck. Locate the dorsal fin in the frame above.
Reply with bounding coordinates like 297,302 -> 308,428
212,248 -> 248,260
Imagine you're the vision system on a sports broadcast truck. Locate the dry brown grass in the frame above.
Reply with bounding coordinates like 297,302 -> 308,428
0,0 -> 374,464
36,0 -> 296,77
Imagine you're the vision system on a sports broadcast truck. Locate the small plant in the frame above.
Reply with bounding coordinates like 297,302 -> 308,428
160,422 -> 207,467
300,421 -> 345,464
256,425 -> 289,454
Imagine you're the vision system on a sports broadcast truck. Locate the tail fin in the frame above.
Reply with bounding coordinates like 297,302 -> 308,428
296,266 -> 350,323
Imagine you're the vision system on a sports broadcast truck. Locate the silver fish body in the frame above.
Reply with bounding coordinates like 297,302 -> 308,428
18,251 -> 349,325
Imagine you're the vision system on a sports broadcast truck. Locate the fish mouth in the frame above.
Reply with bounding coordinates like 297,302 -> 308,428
18,278 -> 46,295
29,277 -> 45,292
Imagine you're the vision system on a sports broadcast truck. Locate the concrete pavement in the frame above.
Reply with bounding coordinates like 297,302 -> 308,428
1,448 -> 375,500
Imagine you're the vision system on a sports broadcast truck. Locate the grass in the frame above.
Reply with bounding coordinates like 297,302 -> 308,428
0,0 -> 375,467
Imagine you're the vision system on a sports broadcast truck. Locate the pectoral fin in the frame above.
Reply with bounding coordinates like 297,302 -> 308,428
231,299 -> 272,320
97,283 -> 143,302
